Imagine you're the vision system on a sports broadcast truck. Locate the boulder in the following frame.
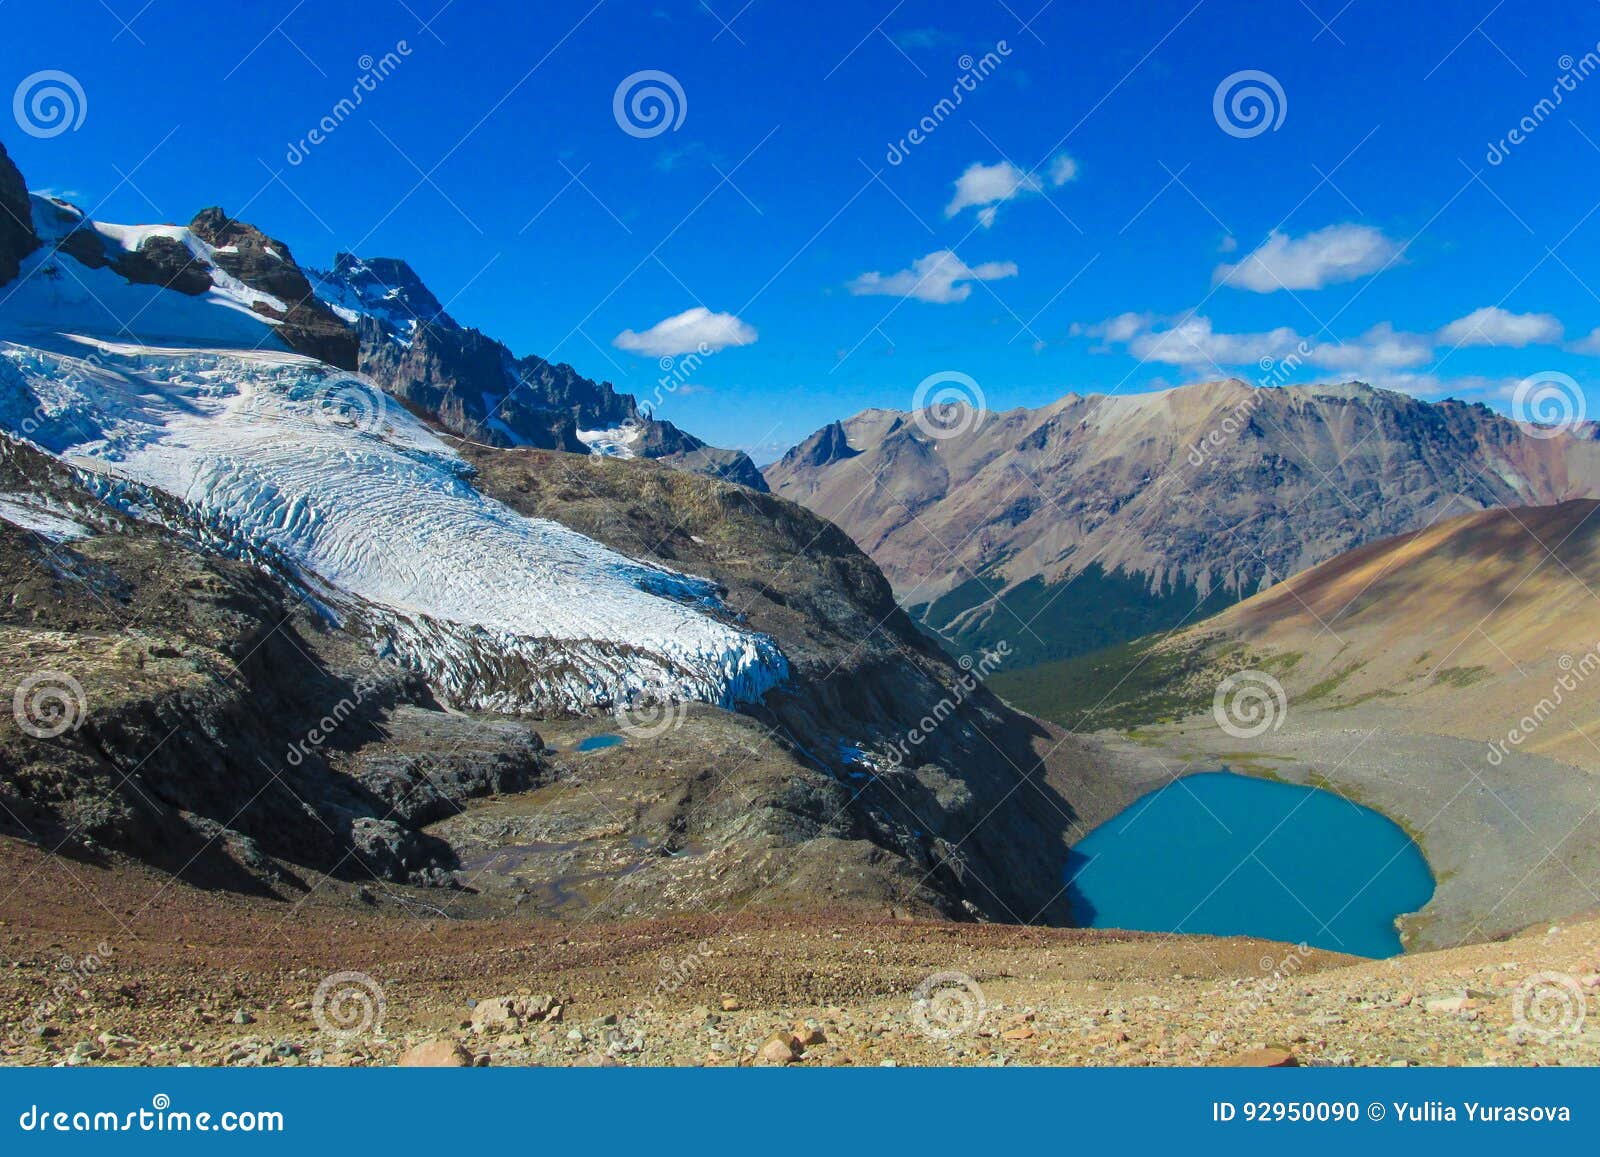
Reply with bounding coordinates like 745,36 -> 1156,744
1213,1048 -> 1299,1068
757,1032 -> 799,1064
470,996 -> 523,1032
397,1038 -> 471,1067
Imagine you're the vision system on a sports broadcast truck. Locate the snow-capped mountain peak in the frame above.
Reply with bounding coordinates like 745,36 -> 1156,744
310,252 -> 456,342
0,180 -> 788,716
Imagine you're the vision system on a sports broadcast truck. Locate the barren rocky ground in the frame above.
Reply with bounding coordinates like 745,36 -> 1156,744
2,836 -> 1596,1069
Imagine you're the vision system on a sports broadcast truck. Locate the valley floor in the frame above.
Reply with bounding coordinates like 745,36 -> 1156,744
1,836 -> 1596,1068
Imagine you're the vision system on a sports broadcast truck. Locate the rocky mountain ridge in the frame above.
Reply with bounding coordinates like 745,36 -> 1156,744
767,380 -> 1600,667
311,252 -> 768,490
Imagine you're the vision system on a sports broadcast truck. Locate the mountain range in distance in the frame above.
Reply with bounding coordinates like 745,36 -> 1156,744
767,381 -> 1600,670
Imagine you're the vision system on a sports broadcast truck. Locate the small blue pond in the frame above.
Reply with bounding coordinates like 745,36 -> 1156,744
574,734 -> 626,752
1065,772 -> 1434,958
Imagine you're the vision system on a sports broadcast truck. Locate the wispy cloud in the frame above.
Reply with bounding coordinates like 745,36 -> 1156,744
1438,306 -> 1562,348
613,307 -> 758,356
1214,224 -> 1401,292
848,249 -> 1018,304
945,155 -> 1077,227
1075,312 -> 1551,383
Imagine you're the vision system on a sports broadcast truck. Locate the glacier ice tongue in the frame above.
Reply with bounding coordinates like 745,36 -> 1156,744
0,335 -> 788,714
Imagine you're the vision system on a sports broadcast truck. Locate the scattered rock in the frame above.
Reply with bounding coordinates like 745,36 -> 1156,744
758,1032 -> 800,1064
1213,1048 -> 1299,1068
397,1039 -> 472,1067
471,996 -> 523,1032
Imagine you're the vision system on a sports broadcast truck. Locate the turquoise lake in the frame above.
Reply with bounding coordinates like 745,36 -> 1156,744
1064,772 -> 1435,958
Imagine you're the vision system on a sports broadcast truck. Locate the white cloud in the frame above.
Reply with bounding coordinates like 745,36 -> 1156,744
1075,310 -> 1565,406
1213,224 -> 1402,292
945,154 -> 1076,225
613,307 -> 758,356
1073,311 -> 1155,344
1124,317 -> 1302,369
1307,323 -> 1434,371
1047,154 -> 1078,185
1079,314 -> 1434,376
847,249 -> 1018,304
1571,326 -> 1600,355
1438,306 -> 1562,348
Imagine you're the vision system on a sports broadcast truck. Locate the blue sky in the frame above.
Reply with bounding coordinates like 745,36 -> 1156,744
8,0 -> 1600,458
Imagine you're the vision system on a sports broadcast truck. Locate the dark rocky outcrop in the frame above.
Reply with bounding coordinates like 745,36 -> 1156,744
189,207 -> 358,368
0,141 -> 39,285
459,446 -> 1079,925
0,428 -> 1081,925
318,254 -> 769,489
775,419 -> 861,473
53,224 -> 211,296
0,435 -> 547,892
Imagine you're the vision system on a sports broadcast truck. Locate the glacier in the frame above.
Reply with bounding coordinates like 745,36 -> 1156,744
0,202 -> 788,715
